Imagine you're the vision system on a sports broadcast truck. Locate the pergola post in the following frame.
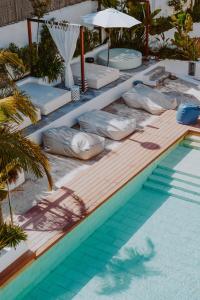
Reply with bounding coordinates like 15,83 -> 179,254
80,26 -> 85,93
27,19 -> 33,73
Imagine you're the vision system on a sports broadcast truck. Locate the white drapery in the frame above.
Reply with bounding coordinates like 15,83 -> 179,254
47,23 -> 80,88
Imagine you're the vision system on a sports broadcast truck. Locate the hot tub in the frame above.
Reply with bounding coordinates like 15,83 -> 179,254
97,48 -> 142,70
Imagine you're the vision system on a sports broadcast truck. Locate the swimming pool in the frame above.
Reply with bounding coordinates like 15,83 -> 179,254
1,134 -> 200,299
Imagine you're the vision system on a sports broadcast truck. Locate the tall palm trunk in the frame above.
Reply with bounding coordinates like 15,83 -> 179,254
0,205 -> 4,226
6,181 -> 13,225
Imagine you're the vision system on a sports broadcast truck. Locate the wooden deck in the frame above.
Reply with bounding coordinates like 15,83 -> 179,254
2,109 -> 200,287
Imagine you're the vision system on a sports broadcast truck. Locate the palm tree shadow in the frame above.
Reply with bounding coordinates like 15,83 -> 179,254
97,238 -> 160,296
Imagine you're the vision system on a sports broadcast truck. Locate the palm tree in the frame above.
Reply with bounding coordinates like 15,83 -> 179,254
0,50 -> 53,226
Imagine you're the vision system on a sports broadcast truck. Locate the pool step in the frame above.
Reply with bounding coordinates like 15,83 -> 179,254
148,174 -> 200,195
157,164 -> 200,180
144,180 -> 200,204
181,140 -> 200,151
153,167 -> 200,187
186,134 -> 200,143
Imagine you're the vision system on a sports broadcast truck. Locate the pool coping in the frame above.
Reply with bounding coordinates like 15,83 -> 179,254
1,110 -> 200,288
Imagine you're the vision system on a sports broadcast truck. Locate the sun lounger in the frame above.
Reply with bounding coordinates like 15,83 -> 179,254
43,126 -> 105,160
71,62 -> 120,89
142,66 -> 171,86
77,110 -> 136,140
18,83 -> 71,115
123,84 -> 177,115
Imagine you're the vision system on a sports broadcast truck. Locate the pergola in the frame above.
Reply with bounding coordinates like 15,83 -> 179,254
27,18 -> 86,92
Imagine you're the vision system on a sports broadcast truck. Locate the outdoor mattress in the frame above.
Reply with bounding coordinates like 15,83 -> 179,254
18,83 -> 71,115
71,62 -> 120,89
77,110 -> 136,140
43,126 -> 105,160
123,84 -> 177,115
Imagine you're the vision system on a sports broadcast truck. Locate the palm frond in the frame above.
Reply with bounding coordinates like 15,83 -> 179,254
0,51 -> 25,73
0,127 -> 53,189
0,223 -> 27,251
0,90 -> 37,124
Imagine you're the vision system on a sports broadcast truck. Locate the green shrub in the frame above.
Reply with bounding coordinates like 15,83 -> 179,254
191,0 -> 200,22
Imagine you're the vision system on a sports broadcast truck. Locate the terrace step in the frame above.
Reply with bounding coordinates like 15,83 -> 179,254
153,167 -> 200,187
148,174 -> 200,195
143,180 -> 200,204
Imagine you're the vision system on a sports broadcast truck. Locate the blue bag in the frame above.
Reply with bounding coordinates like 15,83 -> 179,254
176,104 -> 200,125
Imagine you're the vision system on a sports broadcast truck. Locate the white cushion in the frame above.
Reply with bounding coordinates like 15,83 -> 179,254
18,83 -> 71,115
123,84 -> 177,115
71,63 -> 120,89
78,110 -> 136,140
43,126 -> 105,160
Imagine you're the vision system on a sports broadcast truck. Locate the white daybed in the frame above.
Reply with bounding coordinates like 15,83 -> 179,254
17,82 -> 71,115
123,84 -> 177,115
43,126 -> 105,160
71,62 -> 120,89
77,110 -> 136,140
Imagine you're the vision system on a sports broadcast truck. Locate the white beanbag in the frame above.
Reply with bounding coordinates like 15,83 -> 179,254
43,126 -> 105,160
123,84 -> 177,115
78,110 -> 136,140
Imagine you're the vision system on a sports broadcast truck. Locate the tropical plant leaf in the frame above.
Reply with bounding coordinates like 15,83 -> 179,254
0,51 -> 25,73
0,126 -> 53,189
0,223 -> 27,251
0,90 -> 37,124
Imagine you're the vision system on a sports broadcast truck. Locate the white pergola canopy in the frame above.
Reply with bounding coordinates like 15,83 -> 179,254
82,8 -> 141,28
47,23 -> 80,89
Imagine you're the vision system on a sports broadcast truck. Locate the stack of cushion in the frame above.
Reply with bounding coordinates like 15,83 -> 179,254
43,126 -> 105,160
77,110 -> 136,140
122,84 -> 177,115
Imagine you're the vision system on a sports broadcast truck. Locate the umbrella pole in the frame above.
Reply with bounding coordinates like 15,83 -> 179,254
107,29 -> 110,67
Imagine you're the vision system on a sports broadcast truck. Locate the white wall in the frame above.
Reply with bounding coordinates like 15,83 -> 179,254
150,0 -> 192,17
150,22 -> 200,49
0,0 -> 97,48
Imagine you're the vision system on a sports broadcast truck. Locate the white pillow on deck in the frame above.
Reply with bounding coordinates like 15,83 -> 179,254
43,126 -> 105,160
123,84 -> 177,115
77,110 -> 136,140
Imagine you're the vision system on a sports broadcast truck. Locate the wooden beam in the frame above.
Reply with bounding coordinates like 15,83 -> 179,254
27,19 -> 33,73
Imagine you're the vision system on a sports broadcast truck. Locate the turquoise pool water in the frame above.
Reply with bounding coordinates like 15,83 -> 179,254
2,135 -> 200,299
